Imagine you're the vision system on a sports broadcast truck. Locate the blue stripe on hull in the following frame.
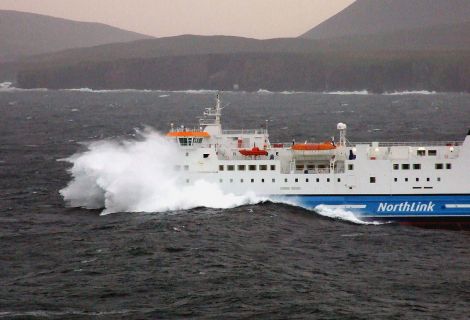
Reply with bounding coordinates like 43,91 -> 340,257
276,195 -> 470,220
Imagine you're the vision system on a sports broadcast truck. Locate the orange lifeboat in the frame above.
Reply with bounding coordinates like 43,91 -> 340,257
239,147 -> 268,156
292,142 -> 336,151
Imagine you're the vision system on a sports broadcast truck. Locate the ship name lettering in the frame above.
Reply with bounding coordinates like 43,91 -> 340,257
377,201 -> 435,212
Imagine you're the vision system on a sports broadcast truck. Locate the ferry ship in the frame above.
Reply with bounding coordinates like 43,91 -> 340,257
167,94 -> 470,228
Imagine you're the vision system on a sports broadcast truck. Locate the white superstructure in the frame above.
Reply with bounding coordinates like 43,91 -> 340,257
166,94 -> 470,199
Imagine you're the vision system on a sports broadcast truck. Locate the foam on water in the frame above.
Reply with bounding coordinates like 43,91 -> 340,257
269,197 -> 384,225
324,90 -> 369,95
314,205 -> 384,225
59,129 -> 263,215
384,90 -> 437,95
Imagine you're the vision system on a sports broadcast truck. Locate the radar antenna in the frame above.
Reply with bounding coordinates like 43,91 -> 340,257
200,92 -> 224,126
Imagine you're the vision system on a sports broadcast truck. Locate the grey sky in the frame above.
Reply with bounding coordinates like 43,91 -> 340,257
0,0 -> 354,39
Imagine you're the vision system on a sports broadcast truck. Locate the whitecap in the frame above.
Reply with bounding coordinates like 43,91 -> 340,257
324,90 -> 369,95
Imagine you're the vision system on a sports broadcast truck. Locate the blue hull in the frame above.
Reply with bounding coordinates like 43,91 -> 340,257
277,194 -> 470,228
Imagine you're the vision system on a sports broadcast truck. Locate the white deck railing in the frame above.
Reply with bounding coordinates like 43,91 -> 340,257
222,129 -> 268,135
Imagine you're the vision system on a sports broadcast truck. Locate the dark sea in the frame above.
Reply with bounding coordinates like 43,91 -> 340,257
1,88 -> 469,319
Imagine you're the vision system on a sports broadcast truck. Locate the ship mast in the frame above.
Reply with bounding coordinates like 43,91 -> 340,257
199,92 -> 223,134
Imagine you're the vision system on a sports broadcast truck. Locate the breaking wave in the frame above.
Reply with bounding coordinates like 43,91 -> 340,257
314,205 -> 384,225
0,82 -> 48,92
59,129 -> 262,215
324,90 -> 369,95
384,90 -> 437,95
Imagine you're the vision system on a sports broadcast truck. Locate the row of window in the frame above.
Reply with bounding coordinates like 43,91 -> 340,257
417,149 -> 437,156
183,176 -> 442,184
393,177 -> 441,182
219,164 -> 276,171
295,164 -> 329,171
179,137 -> 203,146
370,177 -> 441,183
218,177 -> 342,183
183,177 -> 343,184
392,163 -> 451,170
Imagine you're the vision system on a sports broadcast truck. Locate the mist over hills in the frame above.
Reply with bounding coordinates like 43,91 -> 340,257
3,1 -> 470,92
0,10 -> 152,62
301,0 -> 470,39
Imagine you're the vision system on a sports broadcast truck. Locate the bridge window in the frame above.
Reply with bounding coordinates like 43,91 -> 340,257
295,178 -> 298,183
270,165 -> 276,171
446,163 -> 452,169
348,164 -> 354,171
394,178 -> 397,182
327,178 -> 330,182
261,179 -> 265,183
417,149 -> 426,156
416,178 -> 419,182
184,165 -> 189,171
428,150 -> 437,156
370,177 -> 376,183
272,178 -> 276,183
238,165 -> 246,171
284,178 -> 288,183
186,179 -> 190,183
437,177 -> 441,182
219,165 -> 224,171
179,138 -> 190,146
405,178 -> 408,182
413,164 -> 421,170
393,164 -> 399,170
203,154 -> 209,158
251,179 -> 254,183
240,179 -> 244,183
337,178 -> 341,182
306,178 -> 309,183
402,164 -> 410,170
435,163 -> 443,170
227,165 -> 235,171
230,179 -> 233,183
249,165 -> 256,171
316,178 -> 320,182
427,177 -> 430,182
219,179 -> 223,183
259,165 -> 267,171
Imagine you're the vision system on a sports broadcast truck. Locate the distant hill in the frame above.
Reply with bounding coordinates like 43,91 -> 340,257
301,0 -> 470,39
0,10 -> 152,62
5,2 -> 470,92
12,35 -> 323,69
17,51 -> 470,93
323,21 -> 470,51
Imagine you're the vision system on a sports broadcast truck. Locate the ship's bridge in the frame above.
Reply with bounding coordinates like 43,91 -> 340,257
166,130 -> 210,147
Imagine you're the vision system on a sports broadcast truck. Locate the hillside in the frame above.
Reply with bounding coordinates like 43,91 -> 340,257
0,10 -> 152,62
323,21 -> 470,51
301,0 -> 470,39
10,35 -> 323,72
17,51 -> 470,93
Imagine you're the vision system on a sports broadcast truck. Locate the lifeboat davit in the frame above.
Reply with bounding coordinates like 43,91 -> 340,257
239,147 -> 268,156
292,142 -> 336,151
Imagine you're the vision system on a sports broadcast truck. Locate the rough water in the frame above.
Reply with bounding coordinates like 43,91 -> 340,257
1,89 -> 469,319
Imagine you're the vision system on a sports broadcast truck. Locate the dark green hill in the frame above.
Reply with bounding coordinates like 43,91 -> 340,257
17,51 -> 470,93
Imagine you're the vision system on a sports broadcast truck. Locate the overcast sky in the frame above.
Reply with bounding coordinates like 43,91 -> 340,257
0,0 -> 354,39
